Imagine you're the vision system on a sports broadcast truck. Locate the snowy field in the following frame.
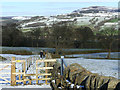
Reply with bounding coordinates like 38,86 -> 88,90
0,54 -> 51,89
66,52 -> 120,58
0,53 -> 119,89
0,85 -> 51,90
60,58 -> 119,79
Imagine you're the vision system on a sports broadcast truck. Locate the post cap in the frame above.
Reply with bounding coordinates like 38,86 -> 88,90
61,56 -> 64,59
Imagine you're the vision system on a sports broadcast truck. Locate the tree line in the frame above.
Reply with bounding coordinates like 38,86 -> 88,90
2,22 -> 119,53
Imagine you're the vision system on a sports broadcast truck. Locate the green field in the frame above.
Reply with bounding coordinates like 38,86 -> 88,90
21,29 -> 31,32
108,19 -> 118,23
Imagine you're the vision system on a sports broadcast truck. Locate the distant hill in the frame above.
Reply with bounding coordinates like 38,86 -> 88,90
0,16 -> 18,26
73,6 -> 118,13
1,6 -> 118,30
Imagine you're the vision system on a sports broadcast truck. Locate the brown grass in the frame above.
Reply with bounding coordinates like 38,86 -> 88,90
1,50 -> 33,55
52,49 -> 120,59
0,56 -> 7,61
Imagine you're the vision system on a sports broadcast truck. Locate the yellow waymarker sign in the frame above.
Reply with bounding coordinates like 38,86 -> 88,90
16,60 -> 21,62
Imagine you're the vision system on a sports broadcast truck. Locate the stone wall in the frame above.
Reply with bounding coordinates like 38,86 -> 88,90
48,62 -> 120,90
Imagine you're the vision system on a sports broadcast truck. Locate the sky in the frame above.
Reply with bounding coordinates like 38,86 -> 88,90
0,0 -> 119,2
0,0 -> 119,16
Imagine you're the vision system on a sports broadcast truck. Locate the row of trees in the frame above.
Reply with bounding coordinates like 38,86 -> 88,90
2,23 -> 94,47
2,22 -> 119,57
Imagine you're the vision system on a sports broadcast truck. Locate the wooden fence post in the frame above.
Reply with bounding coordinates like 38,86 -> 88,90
45,62 -> 48,84
18,70 -> 21,84
27,59 -> 29,68
23,61 -> 26,85
36,60 -> 38,84
22,63 -> 24,80
18,70 -> 21,80
11,57 -> 16,86
30,57 -> 32,65
32,57 -> 33,64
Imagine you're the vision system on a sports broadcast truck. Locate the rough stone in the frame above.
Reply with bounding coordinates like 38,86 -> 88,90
50,61 -> 120,90
56,78 -> 61,87
75,72 -> 89,85
90,73 -> 99,89
108,79 -> 120,89
68,63 -> 91,83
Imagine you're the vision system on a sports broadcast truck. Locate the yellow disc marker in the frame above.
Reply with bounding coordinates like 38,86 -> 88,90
16,60 -> 21,62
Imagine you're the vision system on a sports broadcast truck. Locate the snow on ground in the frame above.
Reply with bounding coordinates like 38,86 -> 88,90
0,84 -> 51,90
12,16 -> 31,20
0,54 -> 38,59
0,53 -> 119,89
66,52 -> 120,58
60,58 -> 119,79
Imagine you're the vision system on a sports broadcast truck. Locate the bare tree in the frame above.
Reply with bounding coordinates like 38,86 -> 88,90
97,27 -> 118,58
30,28 -> 42,47
74,26 -> 94,48
51,23 -> 74,55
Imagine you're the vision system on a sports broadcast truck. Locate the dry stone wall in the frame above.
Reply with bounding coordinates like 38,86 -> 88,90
48,62 -> 120,90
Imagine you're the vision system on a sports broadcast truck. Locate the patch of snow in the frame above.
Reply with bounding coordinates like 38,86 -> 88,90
66,80 -> 70,83
52,80 -> 55,83
0,84 -> 51,90
12,16 -> 31,20
61,58 -> 119,79
58,87 -> 62,89
104,22 -> 118,26
76,85 -> 80,88
70,84 -> 74,88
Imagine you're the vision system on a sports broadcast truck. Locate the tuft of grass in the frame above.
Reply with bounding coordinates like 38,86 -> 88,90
21,29 -> 31,32
0,56 -> 7,61
51,54 -> 61,58
108,19 -> 118,23
40,70 -> 45,73
1,50 -> 33,55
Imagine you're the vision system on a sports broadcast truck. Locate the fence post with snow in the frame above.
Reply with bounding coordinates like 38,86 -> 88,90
61,56 -> 64,76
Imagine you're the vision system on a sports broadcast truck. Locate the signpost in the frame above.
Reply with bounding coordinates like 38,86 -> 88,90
61,56 -> 64,76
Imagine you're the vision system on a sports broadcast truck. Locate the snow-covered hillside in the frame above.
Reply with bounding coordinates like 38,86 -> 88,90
12,16 -> 31,20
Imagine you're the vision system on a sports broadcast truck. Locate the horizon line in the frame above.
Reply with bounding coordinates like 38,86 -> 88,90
0,1 -> 119,3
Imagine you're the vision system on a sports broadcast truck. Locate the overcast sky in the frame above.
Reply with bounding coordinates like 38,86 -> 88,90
0,0 -> 119,2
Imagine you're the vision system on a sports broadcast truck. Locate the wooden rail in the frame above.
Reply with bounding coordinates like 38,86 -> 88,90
36,67 -> 53,69
37,59 -> 56,62
0,65 -> 11,71
0,76 -> 11,83
36,59 -> 56,84
0,81 -> 10,83
0,68 -> 11,70
1,73 -> 11,74
11,57 -> 16,86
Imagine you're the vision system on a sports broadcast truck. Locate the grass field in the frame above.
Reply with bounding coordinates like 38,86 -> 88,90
1,50 -> 33,55
108,19 -> 118,23
52,49 -> 120,58
22,29 -> 31,32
